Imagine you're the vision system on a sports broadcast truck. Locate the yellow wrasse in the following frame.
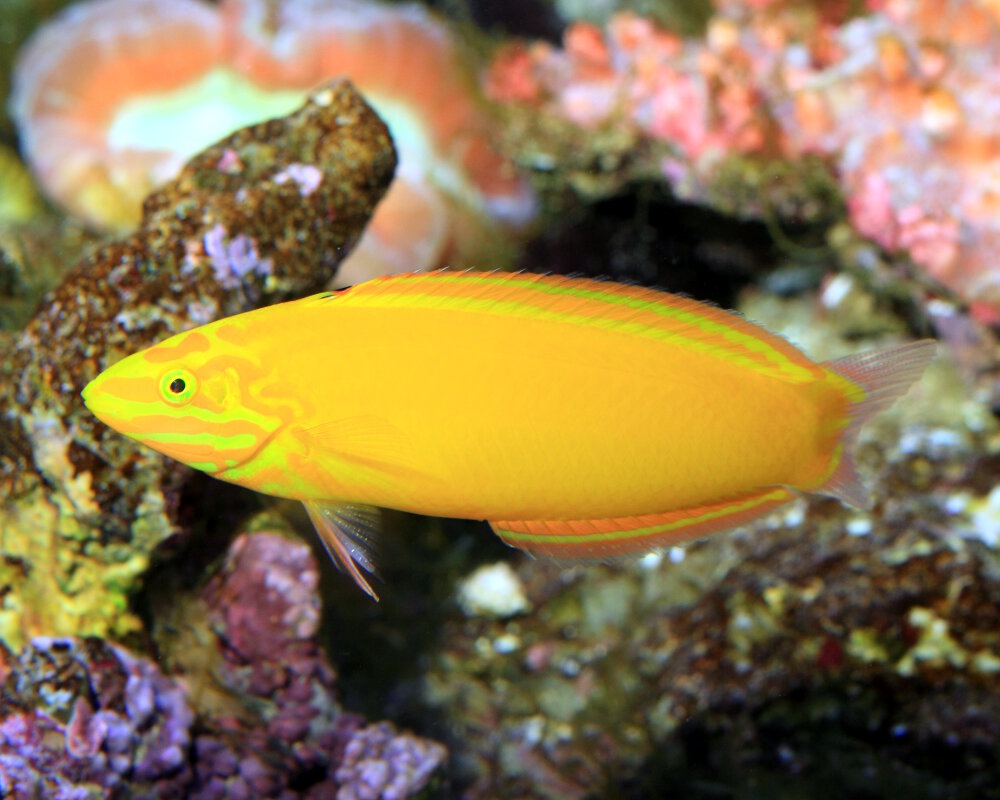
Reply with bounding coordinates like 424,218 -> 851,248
82,271 -> 935,598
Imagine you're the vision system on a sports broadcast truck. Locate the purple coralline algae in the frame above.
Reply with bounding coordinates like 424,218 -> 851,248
159,528 -> 447,799
0,529 -> 447,799
0,636 -> 194,799
200,223 -> 274,289
335,722 -> 449,800
0,79 -> 396,649
273,164 -> 325,197
198,530 -> 337,753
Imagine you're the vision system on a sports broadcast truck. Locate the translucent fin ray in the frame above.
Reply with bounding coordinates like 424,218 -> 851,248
303,500 -> 381,601
822,340 -> 936,509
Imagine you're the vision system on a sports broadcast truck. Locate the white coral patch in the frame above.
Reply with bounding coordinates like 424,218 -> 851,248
456,561 -> 530,618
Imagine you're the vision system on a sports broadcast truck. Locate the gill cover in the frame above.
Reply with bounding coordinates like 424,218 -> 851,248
82,328 -> 282,474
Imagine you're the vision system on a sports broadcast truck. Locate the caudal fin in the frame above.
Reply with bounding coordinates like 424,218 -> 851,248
821,340 -> 937,509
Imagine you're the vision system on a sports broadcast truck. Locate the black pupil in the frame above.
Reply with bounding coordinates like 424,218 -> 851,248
169,378 -> 186,394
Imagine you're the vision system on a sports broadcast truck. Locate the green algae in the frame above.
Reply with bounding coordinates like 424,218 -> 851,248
846,628 -> 891,665
0,145 -> 42,224
0,485 -> 148,649
897,606 -> 969,677
579,575 -> 636,635
705,154 -> 844,230
554,0 -> 713,35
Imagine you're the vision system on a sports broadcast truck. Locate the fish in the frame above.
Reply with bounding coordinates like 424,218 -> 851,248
82,270 -> 936,599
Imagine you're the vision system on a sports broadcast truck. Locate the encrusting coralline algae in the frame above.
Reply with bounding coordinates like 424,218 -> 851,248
0,80 -> 396,649
0,527 -> 446,798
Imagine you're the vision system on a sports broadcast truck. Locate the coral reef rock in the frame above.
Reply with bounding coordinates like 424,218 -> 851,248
161,527 -> 448,799
0,528 -> 448,799
0,636 -> 194,799
0,79 -> 396,650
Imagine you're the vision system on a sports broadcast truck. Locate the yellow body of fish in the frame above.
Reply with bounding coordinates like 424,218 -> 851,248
83,271 -> 935,598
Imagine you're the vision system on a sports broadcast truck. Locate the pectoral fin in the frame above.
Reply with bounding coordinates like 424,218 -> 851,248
300,415 -> 443,494
302,416 -> 417,471
304,500 -> 381,600
490,487 -> 795,559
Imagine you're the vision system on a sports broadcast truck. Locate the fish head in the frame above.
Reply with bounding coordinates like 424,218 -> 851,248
82,324 -> 283,475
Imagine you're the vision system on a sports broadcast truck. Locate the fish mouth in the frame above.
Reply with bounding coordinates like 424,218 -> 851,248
81,376 -> 103,418
80,354 -> 145,428
80,371 -> 125,430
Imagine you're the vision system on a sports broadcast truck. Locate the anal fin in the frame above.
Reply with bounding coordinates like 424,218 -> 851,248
304,500 -> 381,600
490,487 -> 795,559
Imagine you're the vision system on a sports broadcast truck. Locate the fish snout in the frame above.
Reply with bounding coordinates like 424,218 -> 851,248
80,368 -> 131,431
81,374 -> 106,419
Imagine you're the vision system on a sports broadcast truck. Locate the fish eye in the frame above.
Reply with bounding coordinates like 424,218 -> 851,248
160,368 -> 197,405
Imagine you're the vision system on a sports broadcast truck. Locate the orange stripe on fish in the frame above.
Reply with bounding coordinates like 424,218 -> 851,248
328,270 -> 827,383
141,330 -> 213,362
491,487 -> 796,559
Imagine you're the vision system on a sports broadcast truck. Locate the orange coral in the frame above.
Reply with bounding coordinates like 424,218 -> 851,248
11,0 -> 535,283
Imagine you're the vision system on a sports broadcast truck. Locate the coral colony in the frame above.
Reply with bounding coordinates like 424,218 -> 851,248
486,0 -> 1000,317
0,533 -> 446,798
10,0 -> 534,284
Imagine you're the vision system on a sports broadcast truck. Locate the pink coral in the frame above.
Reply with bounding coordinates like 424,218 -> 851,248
486,0 -> 1000,313
847,171 -> 899,251
895,205 -> 962,282
487,11 -> 770,163
773,4 -> 994,307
